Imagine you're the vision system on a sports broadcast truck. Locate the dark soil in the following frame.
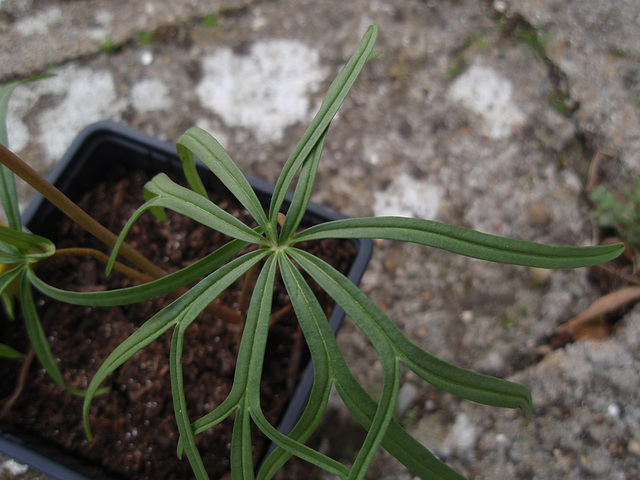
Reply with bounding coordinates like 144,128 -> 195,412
0,166 -> 356,480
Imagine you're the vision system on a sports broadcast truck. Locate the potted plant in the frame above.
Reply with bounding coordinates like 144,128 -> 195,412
0,25 -> 624,480
0,119 -> 370,479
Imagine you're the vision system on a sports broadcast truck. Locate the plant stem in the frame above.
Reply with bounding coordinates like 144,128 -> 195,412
0,348 -> 34,418
0,143 -> 166,279
54,248 -> 156,283
52,248 -> 244,324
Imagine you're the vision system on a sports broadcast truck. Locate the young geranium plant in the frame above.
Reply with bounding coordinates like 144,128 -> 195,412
0,25 -> 624,480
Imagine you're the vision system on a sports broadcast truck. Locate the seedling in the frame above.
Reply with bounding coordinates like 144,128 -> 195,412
591,178 -> 640,248
0,25 -> 624,480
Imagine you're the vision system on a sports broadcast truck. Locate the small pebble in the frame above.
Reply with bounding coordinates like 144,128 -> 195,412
495,433 -> 509,447
628,439 -> 640,456
1,459 -> 29,475
140,49 -> 154,65
493,0 -> 508,13
460,310 -> 474,323
529,266 -> 552,285
529,203 -> 552,227
607,402 -> 623,419
397,382 -> 419,416
383,246 -> 407,273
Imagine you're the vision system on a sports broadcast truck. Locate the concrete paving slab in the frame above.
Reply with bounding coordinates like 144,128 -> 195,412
1,1 -> 639,479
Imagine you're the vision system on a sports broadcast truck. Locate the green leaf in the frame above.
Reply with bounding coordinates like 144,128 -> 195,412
230,401 -> 255,480
0,74 -> 54,230
19,274 -> 66,387
259,256 -> 335,479
279,254 -> 463,480
142,173 -> 264,241
278,129 -> 328,242
180,257 -> 278,477
0,343 -> 24,359
175,254 -> 277,479
170,323 -> 209,479
289,248 -> 533,422
1,290 -> 15,319
106,173 -> 266,274
190,255 -> 348,478
269,25 -> 379,231
0,225 -> 55,263
176,127 -> 272,238
280,253 -> 401,480
189,256 -> 276,436
294,217 -> 625,268
83,249 -> 267,440
0,245 -> 20,264
250,400 -> 349,480
176,141 -> 208,198
30,235 -> 252,306
334,364 -> 467,480
0,264 -> 23,296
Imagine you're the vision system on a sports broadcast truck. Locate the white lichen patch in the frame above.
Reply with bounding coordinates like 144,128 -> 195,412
196,39 -> 324,143
440,412 -> 478,457
131,78 -> 172,113
13,6 -> 63,36
4,85 -> 41,153
373,173 -> 442,219
86,9 -> 114,42
37,66 -> 122,160
448,62 -> 525,139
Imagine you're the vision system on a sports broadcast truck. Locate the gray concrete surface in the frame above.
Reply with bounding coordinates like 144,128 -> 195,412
1,0 -> 639,479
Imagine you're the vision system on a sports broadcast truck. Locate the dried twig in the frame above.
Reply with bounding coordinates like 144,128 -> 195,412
0,348 -> 35,418
555,286 -> 640,337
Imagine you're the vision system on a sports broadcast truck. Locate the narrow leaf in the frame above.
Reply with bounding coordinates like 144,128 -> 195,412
170,323 -> 209,479
144,173 -> 263,244
176,142 -> 208,197
177,127 -> 272,237
0,264 -> 23,296
0,343 -> 24,359
294,217 -> 625,268
31,236 -> 252,306
289,248 -> 533,421
190,256 -> 277,440
284,251 -> 402,480
251,404 -> 349,479
259,255 -> 335,479
230,402 -> 255,480
269,25 -> 379,229
242,255 -> 349,478
106,176 -> 265,274
0,74 -> 54,229
20,274 -> 65,387
280,254 -> 461,480
282,253 -> 400,480
83,249 -> 267,439
334,365 -> 467,480
278,129 -> 328,242
0,225 -> 55,263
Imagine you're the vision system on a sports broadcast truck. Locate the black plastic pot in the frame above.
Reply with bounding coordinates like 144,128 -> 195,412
0,121 -> 372,480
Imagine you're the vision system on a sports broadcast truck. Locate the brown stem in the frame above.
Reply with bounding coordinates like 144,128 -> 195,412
51,248 -> 244,324
239,264 -> 258,318
0,144 -> 166,279
1,145 -> 245,325
54,248 -> 156,284
269,304 -> 293,327
0,348 -> 35,418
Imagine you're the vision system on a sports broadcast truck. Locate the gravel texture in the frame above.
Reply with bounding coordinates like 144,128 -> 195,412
1,0 -> 639,479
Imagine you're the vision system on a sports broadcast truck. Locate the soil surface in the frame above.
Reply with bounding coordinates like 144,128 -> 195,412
3,1 -> 640,479
0,166 -> 356,480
